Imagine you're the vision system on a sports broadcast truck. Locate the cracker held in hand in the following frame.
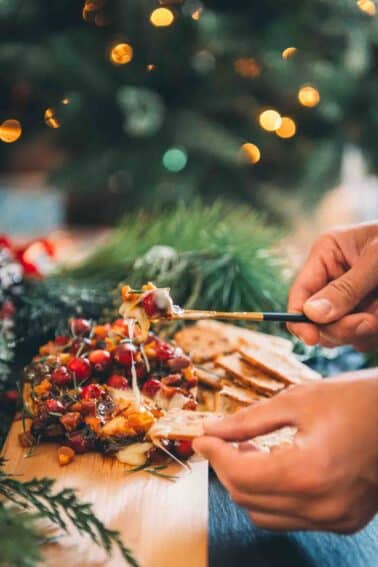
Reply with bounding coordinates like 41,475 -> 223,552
239,346 -> 321,385
216,353 -> 285,395
148,409 -> 221,441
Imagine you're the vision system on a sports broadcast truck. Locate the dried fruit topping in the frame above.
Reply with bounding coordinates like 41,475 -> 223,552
45,399 -> 65,414
66,429 -> 95,454
69,338 -> 92,355
54,335 -> 70,346
113,343 -> 136,366
57,446 -> 75,466
174,439 -> 193,459
142,292 -> 160,317
59,411 -> 81,432
69,318 -> 91,336
161,374 -> 182,387
155,341 -> 174,361
67,357 -> 91,380
142,379 -> 161,398
89,349 -> 111,372
81,384 -> 103,400
51,366 -> 72,387
166,355 -> 191,371
107,374 -> 129,389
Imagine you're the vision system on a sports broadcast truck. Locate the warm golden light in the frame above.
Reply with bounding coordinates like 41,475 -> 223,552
192,8 -> 203,20
234,57 -> 260,78
82,0 -> 105,22
150,7 -> 175,27
240,143 -> 261,164
0,119 -> 22,143
146,64 -> 156,72
109,43 -> 133,65
298,85 -> 320,107
259,109 -> 282,131
276,116 -> 296,138
357,0 -> 376,15
61,98 -> 70,105
282,47 -> 297,60
44,108 -> 60,129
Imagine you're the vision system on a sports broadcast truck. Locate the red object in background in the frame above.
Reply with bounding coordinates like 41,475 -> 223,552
0,233 -> 56,278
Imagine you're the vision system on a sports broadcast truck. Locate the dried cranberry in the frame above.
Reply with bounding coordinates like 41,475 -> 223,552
166,355 -> 190,371
107,374 -> 129,389
46,399 -> 65,414
69,318 -> 91,336
113,343 -> 136,366
161,374 -> 182,387
89,349 -> 111,372
142,292 -> 160,317
67,357 -> 91,380
135,362 -> 146,379
155,342 -> 174,361
174,440 -> 193,459
54,335 -> 70,346
81,384 -> 103,400
142,379 -> 161,398
51,366 -> 72,387
69,338 -> 92,355
67,431 -> 93,454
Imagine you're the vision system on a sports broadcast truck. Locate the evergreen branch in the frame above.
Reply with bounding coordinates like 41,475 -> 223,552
0,504 -> 41,567
0,458 -> 138,566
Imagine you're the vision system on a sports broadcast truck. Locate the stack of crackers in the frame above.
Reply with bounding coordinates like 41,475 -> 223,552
174,320 -> 321,415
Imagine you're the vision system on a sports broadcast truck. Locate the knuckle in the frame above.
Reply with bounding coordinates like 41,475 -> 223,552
296,455 -> 333,495
327,277 -> 358,304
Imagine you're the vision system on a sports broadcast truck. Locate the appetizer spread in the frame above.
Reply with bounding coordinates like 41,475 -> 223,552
20,283 -> 321,469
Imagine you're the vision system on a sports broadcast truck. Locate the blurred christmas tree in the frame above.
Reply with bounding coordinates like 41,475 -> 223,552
0,0 -> 377,223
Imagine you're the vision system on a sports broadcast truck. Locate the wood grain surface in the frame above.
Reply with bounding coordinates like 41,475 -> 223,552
2,420 -> 208,567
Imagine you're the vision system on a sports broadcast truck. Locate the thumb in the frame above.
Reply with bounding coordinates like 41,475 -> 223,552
304,245 -> 378,324
203,394 -> 295,442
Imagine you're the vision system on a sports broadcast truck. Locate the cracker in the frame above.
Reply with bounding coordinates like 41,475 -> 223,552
220,383 -> 265,405
197,387 -> 217,412
174,326 -> 234,363
239,346 -> 321,385
195,365 -> 226,390
148,409 -> 221,441
196,320 -> 293,353
216,353 -> 285,396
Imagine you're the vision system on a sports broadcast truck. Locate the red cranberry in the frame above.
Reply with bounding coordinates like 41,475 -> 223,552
142,379 -> 161,398
67,358 -> 91,380
174,440 -> 193,459
69,338 -> 91,355
155,342 -> 174,361
142,292 -> 160,317
113,343 -> 136,366
67,431 -> 92,454
51,366 -> 73,387
81,384 -> 103,400
54,335 -> 70,346
69,318 -> 91,336
89,349 -> 111,372
135,362 -> 146,379
107,374 -> 129,389
46,399 -> 65,414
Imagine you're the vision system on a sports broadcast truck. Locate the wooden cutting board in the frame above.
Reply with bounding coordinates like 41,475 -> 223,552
2,419 -> 208,567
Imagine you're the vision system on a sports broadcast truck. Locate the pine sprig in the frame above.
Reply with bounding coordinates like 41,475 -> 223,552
0,504 -> 42,567
0,458 -> 138,566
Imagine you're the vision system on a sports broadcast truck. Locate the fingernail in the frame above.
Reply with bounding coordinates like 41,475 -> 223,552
305,298 -> 333,317
356,320 -> 374,336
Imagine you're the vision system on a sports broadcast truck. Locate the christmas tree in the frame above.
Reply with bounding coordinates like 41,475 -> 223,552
1,0 -> 377,223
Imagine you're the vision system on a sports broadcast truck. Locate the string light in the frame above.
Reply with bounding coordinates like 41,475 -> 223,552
357,0 -> 376,15
0,119 -> 22,143
240,143 -> 261,164
192,8 -> 203,20
162,148 -> 187,172
146,64 -> 156,72
276,117 -> 296,138
282,47 -> 297,60
61,98 -> 70,105
234,58 -> 260,78
150,7 -> 175,27
259,109 -> 282,131
298,85 -> 320,107
44,108 -> 60,129
82,0 -> 105,22
109,43 -> 133,65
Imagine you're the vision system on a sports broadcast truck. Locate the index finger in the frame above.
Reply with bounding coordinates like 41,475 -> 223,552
193,436 -> 299,495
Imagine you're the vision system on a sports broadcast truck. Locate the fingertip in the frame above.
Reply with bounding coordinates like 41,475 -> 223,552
287,323 -> 320,346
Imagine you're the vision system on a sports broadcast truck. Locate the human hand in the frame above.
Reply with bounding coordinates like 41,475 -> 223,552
193,370 -> 378,533
287,222 -> 378,350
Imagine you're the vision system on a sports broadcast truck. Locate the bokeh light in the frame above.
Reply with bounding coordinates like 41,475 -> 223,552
150,7 -> 175,27
0,119 -> 22,143
259,109 -> 282,131
298,85 -> 320,107
282,47 -> 297,60
109,43 -> 133,65
163,148 -> 187,172
44,108 -> 60,129
234,57 -> 260,78
240,143 -> 261,164
276,116 -> 296,138
146,64 -> 156,72
82,0 -> 105,23
357,0 -> 376,15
